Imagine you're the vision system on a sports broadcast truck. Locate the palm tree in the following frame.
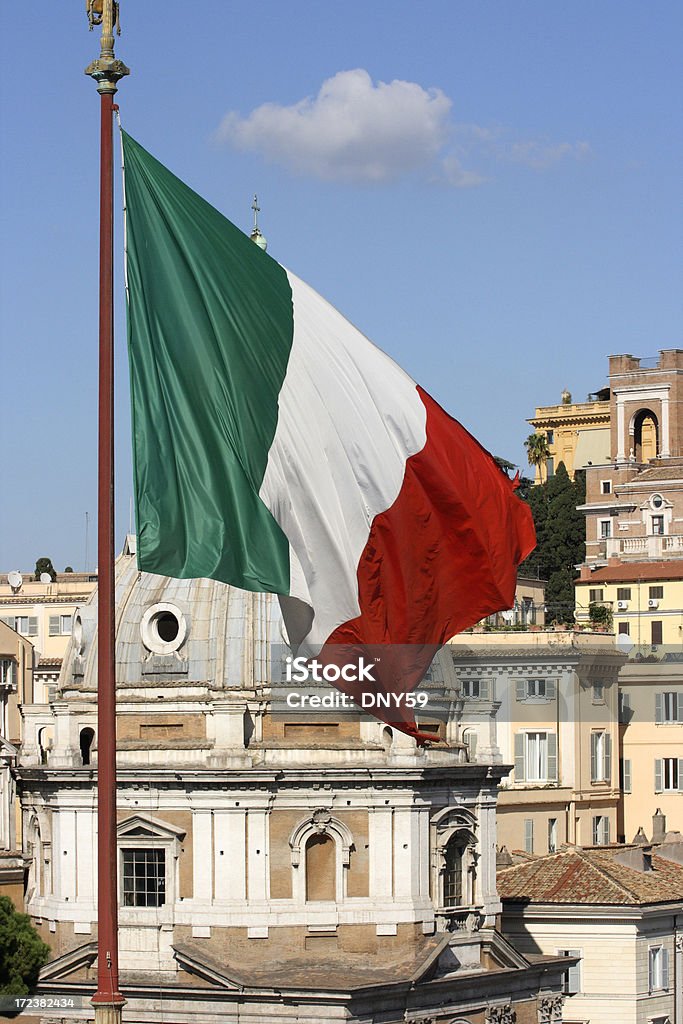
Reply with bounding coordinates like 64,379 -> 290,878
524,433 -> 551,484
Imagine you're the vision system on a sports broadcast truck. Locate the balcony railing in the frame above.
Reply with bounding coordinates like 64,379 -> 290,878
605,535 -> 683,559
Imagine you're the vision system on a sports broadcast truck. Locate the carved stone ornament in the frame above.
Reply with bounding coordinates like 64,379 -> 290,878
311,807 -> 333,831
486,1003 -> 515,1024
676,934 -> 683,954
538,994 -> 564,1024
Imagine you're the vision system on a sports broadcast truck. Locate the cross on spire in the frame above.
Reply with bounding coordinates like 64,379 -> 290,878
250,194 -> 268,251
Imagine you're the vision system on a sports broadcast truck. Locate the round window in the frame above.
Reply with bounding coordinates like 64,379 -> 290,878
651,494 -> 664,509
140,603 -> 187,655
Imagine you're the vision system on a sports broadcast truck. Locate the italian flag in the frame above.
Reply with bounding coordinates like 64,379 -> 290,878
122,132 -> 535,737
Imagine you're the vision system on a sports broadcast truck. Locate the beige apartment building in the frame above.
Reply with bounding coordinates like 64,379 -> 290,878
446,630 -> 624,856
0,619 -> 33,906
0,570 -> 97,703
499,835 -> 683,1024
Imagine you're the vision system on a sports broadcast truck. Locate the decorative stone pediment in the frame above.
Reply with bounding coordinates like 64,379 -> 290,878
117,813 -> 186,842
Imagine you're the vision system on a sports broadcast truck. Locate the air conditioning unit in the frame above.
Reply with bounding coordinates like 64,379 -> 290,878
648,599 -> 659,609
617,600 -> 629,610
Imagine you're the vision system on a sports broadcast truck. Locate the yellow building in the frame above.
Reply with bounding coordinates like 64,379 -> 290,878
575,561 -> 683,647
527,387 -> 611,483
618,656 -> 683,843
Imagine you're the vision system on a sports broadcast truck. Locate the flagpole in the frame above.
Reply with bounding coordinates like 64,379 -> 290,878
85,3 -> 129,1022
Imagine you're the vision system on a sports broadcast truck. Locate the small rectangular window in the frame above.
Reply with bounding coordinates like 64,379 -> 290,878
649,586 -> 664,600
651,515 -> 664,535
527,678 -> 546,698
0,659 -> 14,686
601,480 -> 612,494
661,692 -> 680,723
589,588 -> 604,603
546,458 -> 554,478
616,587 -> 631,601
462,679 -> 480,699
618,622 -> 630,636
651,621 -> 663,645
547,818 -> 557,853
620,758 -> 632,793
592,683 -> 604,703
546,430 -> 554,444
524,818 -> 534,854
599,519 -> 612,539
122,848 -> 165,907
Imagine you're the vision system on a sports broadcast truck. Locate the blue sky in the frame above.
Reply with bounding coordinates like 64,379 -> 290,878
1,1 -> 681,572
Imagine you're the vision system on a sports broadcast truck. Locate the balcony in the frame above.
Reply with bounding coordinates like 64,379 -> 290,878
605,535 -> 683,560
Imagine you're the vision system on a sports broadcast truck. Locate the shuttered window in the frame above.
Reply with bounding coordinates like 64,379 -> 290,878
590,731 -> 612,782
524,819 -> 534,854
592,815 -> 610,845
620,758 -> 632,793
557,949 -> 581,994
514,732 -> 557,783
655,758 -> 683,792
648,946 -> 669,992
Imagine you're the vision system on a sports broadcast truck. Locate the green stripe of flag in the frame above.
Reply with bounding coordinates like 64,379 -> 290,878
122,131 -> 292,592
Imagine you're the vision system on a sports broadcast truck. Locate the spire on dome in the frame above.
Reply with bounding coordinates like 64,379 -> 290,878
249,194 -> 267,251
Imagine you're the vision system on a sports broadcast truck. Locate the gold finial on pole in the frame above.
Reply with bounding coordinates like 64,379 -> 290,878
85,0 -> 129,94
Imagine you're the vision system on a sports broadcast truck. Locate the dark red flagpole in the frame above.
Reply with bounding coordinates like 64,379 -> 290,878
85,3 -> 129,1021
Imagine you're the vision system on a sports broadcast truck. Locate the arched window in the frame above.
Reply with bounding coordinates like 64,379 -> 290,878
305,833 -> 336,901
80,727 -> 95,766
443,837 -> 464,907
431,807 -> 478,913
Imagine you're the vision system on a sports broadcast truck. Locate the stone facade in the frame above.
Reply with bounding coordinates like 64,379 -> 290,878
16,542 -> 568,1022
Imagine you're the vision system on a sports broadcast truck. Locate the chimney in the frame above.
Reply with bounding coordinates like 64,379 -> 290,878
632,827 -> 648,846
497,846 -> 513,868
652,809 -> 666,844
612,845 -> 654,873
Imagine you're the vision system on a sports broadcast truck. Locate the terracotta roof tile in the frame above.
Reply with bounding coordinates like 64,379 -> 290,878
577,561 -> 683,583
498,847 -> 683,905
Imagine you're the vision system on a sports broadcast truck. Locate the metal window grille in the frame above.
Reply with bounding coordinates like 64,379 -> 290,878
122,848 -> 165,907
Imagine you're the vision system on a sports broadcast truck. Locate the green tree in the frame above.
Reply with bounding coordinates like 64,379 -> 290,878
524,432 -> 551,483
0,897 -> 50,996
520,464 -> 585,623
33,558 -> 56,582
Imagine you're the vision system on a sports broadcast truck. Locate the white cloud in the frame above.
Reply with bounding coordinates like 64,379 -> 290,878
216,69 -> 452,183
438,155 -> 487,188
216,70 -> 591,186
505,139 -> 591,170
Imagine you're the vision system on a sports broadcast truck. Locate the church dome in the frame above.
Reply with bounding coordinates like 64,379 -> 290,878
59,535 -> 281,698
